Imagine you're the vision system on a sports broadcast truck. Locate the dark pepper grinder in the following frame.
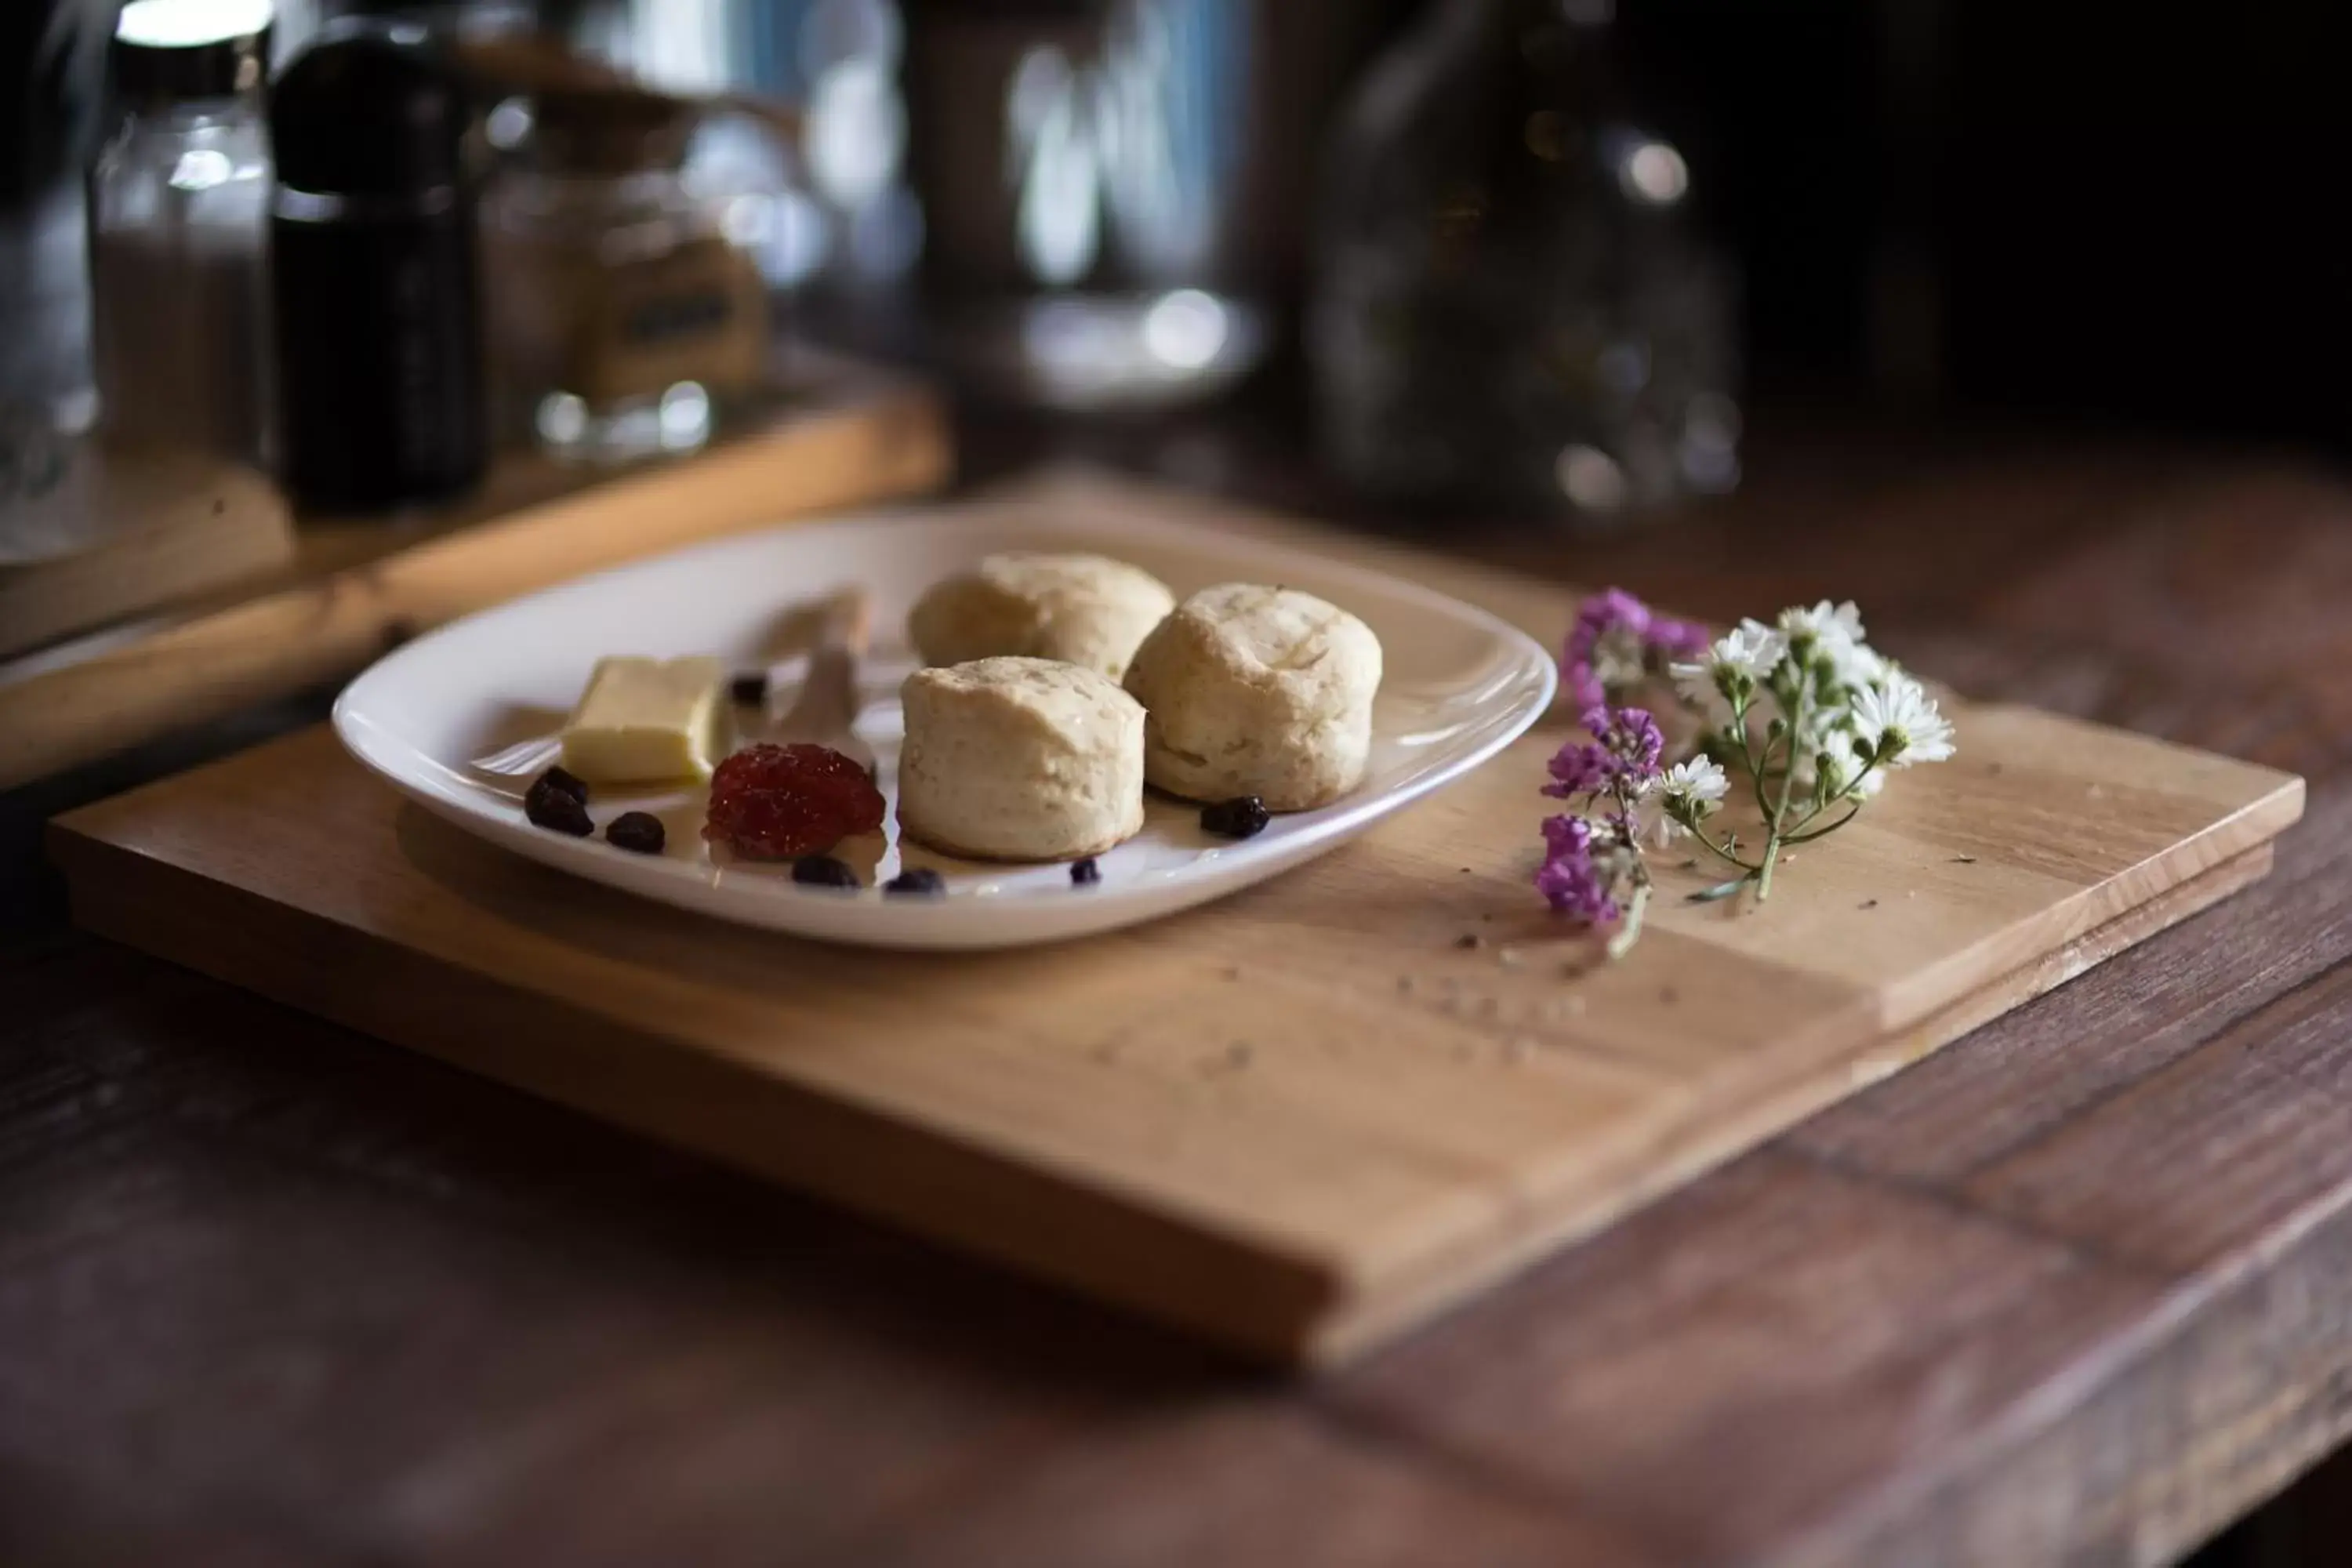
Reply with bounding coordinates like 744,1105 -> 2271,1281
268,23 -> 486,513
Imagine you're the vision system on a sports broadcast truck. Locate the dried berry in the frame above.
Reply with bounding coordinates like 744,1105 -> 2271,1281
605,811 -> 666,855
884,867 -> 946,896
1200,795 -> 1270,839
536,765 -> 589,804
704,742 -> 887,858
524,774 -> 593,837
792,855 -> 860,889
729,671 -> 768,706
1069,857 -> 1101,886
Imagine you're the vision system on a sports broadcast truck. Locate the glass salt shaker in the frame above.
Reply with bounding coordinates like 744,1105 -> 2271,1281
87,0 -> 276,466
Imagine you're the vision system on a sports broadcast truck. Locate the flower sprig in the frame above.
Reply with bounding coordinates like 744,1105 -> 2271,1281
1537,706 -> 1669,959
1669,603 -> 1953,902
1537,590 -> 1955,955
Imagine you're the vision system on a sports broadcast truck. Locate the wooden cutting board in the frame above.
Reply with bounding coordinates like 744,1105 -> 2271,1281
47,475 -> 2305,1364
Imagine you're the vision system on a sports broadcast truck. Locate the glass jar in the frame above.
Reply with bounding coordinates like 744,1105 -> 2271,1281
482,91 -> 772,463
87,0 -> 275,466
1310,0 -> 1739,522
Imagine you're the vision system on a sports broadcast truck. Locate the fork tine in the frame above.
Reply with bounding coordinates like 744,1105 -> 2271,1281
471,734 -> 562,775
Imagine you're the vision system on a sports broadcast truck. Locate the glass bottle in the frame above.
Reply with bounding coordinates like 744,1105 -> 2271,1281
87,0 -> 276,466
1311,0 -> 1739,521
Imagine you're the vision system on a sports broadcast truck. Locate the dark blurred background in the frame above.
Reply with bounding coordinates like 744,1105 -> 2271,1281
13,0 -> 2352,471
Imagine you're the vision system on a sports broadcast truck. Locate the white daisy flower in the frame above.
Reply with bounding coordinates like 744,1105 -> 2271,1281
1777,599 -> 1866,651
1831,639 -> 1889,691
1671,620 -> 1784,730
1661,756 -> 1730,813
1638,756 -> 1730,846
1669,661 -> 1733,729
1852,673 -> 1955,767
1719,619 -> 1788,677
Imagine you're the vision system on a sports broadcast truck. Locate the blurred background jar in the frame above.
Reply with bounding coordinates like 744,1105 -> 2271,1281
901,0 -> 1381,413
1311,0 -> 1739,522
88,0 -> 277,467
481,85 -> 774,461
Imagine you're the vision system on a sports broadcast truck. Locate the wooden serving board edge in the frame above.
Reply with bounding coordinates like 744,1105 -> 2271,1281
0,379 -> 949,789
45,809 -> 2281,1364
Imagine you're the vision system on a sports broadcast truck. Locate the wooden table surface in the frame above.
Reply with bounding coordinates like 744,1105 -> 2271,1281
7,420 -> 2352,1567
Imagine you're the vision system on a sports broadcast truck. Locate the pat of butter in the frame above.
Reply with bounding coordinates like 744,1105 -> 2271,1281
559,656 -> 728,784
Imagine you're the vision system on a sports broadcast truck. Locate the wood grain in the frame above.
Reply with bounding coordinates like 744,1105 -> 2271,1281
46,477 -> 2303,1362
0,374 -> 949,790
15,439 -> 2352,1567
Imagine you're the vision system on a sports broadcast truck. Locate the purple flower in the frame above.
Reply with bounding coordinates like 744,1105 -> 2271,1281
1563,587 -> 1711,709
1535,814 -> 1620,922
1562,590 -> 1652,710
1649,615 -> 1713,662
1543,739 -> 1615,799
1542,706 -> 1667,804
1594,705 -> 1664,776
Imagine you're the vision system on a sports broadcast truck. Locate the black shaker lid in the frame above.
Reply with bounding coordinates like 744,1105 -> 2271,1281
112,0 -> 274,105
270,20 -> 469,197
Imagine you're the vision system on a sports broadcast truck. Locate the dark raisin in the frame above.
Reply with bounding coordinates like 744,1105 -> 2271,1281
1200,795 -> 1270,839
536,765 -> 589,803
884,867 -> 945,896
1069,857 -> 1102,886
729,671 -> 768,706
606,811 -> 666,855
792,855 -> 860,889
524,776 -> 593,837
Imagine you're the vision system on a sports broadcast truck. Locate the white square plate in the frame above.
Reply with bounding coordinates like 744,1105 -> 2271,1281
333,507 -> 1557,949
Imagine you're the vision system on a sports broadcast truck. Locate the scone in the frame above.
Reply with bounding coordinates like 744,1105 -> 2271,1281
907,553 -> 1175,680
1122,583 -> 1382,811
897,657 -> 1146,862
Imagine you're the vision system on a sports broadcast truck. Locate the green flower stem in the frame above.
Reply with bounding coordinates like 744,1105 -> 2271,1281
1686,825 -> 1759,875
1784,807 -> 1861,845
1753,679 -> 1812,904
1777,756 -> 1886,845
1606,880 -> 1652,960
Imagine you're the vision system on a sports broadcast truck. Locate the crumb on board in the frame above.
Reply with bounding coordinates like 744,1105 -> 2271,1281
1498,948 -> 1525,970
1860,898 -> 1879,909
1455,933 -> 1483,949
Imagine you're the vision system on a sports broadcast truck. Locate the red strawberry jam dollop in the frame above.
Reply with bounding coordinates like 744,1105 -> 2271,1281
703,743 -> 885,858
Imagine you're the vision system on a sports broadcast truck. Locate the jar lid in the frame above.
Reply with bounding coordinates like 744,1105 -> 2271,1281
112,0 -> 274,105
